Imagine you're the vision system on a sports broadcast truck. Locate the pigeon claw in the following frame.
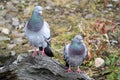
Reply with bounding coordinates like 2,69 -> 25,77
32,51 -> 37,57
76,68 -> 82,73
39,49 -> 46,56
31,48 -> 37,57
65,67 -> 72,72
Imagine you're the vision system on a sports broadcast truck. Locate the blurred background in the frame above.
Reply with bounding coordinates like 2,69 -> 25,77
0,0 -> 120,80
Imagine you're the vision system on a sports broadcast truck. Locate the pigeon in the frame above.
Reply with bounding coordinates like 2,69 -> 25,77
24,6 -> 54,57
63,35 -> 88,73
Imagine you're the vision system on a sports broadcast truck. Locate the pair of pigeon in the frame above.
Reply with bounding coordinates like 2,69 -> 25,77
24,6 -> 88,73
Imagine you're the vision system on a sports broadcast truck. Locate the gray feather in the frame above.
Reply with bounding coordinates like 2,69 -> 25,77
63,35 -> 88,67
24,6 -> 50,48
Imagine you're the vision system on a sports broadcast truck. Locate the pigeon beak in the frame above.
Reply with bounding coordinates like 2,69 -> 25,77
39,11 -> 42,14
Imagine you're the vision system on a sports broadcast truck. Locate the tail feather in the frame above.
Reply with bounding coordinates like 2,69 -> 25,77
44,45 -> 54,57
65,61 -> 69,67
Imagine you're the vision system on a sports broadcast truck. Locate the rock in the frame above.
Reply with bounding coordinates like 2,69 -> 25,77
7,44 -> 16,50
24,7 -> 31,15
10,51 -> 16,56
0,5 -> 4,10
12,30 -> 25,38
110,40 -> 118,45
112,0 -> 119,2
106,4 -> 113,8
0,10 -> 7,16
0,53 -> 16,67
1,28 -> 10,35
11,0 -> 19,4
0,16 -> 5,25
5,23 -> 12,30
13,37 -> 24,44
84,14 -> 94,19
18,22 -> 25,29
0,53 -> 94,80
5,13 -> 14,20
45,6 -> 52,10
6,2 -> 18,12
0,36 -> 10,41
95,58 -> 104,67
12,17 -> 19,26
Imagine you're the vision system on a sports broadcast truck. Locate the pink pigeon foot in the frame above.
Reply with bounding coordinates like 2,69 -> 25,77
76,67 -> 82,73
32,48 -> 37,57
65,67 -> 72,72
39,49 -> 46,56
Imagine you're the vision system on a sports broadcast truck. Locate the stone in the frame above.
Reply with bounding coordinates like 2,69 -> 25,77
5,14 -> 14,20
11,0 -> 19,4
0,53 -> 94,80
110,40 -> 118,45
12,30 -> 25,38
0,5 -> 4,10
5,23 -> 12,30
12,17 -> 19,26
1,28 -> 10,35
0,16 -> 5,25
112,0 -> 119,2
85,14 -> 94,19
45,6 -> 52,10
106,4 -> 113,8
6,2 -> 18,12
95,58 -> 104,67
24,7 -> 31,15
13,37 -> 24,44
0,36 -> 10,41
7,44 -> 16,50
10,51 -> 16,56
0,10 -> 7,16
18,22 -> 25,29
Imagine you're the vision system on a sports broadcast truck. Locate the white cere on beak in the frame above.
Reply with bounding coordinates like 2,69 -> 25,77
39,10 -> 42,14
80,40 -> 83,43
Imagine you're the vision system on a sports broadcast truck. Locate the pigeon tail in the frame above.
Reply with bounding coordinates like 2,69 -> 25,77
65,61 -> 69,67
39,45 -> 54,57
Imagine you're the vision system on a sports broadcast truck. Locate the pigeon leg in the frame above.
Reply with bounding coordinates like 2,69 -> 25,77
65,66 -> 72,72
41,49 -> 46,56
32,48 -> 37,57
76,66 -> 82,73
39,48 -> 46,56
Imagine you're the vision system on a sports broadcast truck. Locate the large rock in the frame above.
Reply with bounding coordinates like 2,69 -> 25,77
0,53 -> 94,80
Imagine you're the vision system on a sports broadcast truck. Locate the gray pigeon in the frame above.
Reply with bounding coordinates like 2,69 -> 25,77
24,6 -> 53,57
63,35 -> 88,73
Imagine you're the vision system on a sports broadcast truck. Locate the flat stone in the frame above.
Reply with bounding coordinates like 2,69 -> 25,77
11,0 -> 19,4
6,2 -> 18,12
0,16 -> 5,25
0,10 -> 7,16
12,17 -> 19,26
10,51 -> 16,56
107,4 -> 113,8
7,44 -> 16,50
0,36 -> 10,41
95,58 -> 104,67
112,0 -> 119,2
1,28 -> 10,35
24,7 -> 31,15
13,37 -> 24,44
12,30 -> 25,38
85,14 -> 94,19
5,23 -> 12,30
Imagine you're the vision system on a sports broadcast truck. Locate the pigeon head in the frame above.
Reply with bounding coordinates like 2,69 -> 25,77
72,35 -> 83,43
33,6 -> 43,15
27,6 -> 44,32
